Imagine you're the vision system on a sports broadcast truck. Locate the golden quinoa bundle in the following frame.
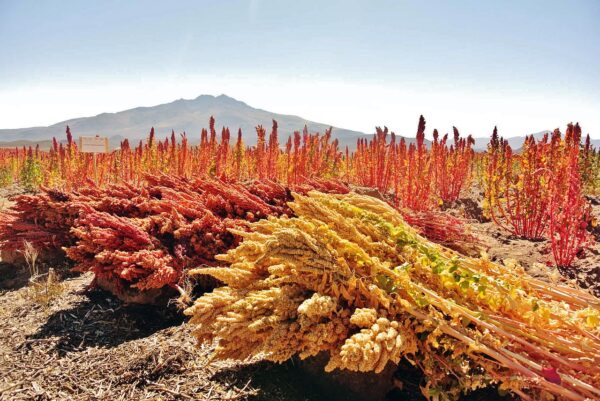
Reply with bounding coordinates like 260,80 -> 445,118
188,192 -> 598,400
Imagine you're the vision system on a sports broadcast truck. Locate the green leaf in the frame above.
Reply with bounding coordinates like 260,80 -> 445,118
376,274 -> 396,293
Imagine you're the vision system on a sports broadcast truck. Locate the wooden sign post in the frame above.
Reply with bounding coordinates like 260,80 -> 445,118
79,136 -> 109,183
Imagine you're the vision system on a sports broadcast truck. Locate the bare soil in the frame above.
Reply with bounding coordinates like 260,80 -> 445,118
0,272 -> 345,401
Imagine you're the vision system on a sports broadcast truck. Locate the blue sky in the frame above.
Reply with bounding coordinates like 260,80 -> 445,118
1,0 -> 599,137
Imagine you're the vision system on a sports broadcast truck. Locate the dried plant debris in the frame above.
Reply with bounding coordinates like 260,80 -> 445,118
0,273 -> 355,401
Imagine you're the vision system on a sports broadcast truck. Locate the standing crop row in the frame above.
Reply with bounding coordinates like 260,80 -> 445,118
349,116 -> 475,210
0,117 -> 475,212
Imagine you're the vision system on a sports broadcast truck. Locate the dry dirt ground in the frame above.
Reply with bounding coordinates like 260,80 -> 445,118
1,271 -> 347,401
1,187 -> 598,401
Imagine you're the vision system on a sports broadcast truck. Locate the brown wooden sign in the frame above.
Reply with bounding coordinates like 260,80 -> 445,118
79,136 -> 109,153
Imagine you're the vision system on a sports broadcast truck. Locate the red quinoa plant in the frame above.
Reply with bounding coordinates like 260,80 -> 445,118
483,128 -> 552,239
431,127 -> 475,205
350,116 -> 473,211
579,133 -> 600,195
548,123 -> 592,267
484,124 -> 594,267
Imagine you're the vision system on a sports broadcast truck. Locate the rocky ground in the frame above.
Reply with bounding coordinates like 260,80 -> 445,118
1,186 -> 598,401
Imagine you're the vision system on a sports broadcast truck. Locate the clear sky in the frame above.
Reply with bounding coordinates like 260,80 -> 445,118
1,0 -> 599,138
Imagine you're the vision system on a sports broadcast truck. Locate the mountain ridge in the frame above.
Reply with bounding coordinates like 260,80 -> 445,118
0,94 -> 374,150
0,94 -> 595,151
470,130 -> 554,151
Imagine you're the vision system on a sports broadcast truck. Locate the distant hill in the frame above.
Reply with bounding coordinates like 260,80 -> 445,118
0,139 -> 55,151
470,131 -> 553,151
1,95 -> 594,151
0,94 -> 375,150
471,130 -> 600,151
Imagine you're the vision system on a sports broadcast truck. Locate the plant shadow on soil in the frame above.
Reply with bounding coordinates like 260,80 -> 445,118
0,261 -> 36,291
212,360 -> 335,401
558,264 -> 600,294
211,357 -> 516,401
0,258 -> 78,292
24,287 -> 185,355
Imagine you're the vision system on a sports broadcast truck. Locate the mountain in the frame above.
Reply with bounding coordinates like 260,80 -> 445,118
2,95 -> 594,151
0,139 -> 55,150
0,94 -> 373,150
471,130 -> 600,151
470,131 -> 552,151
